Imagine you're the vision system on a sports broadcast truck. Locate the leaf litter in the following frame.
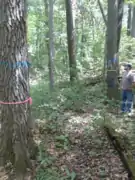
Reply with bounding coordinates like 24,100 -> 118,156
0,111 -> 128,179
35,111 -> 128,180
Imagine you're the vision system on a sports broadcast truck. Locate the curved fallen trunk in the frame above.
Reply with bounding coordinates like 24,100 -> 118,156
104,125 -> 135,179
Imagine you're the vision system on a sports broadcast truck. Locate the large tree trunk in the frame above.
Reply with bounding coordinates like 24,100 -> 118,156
106,0 -> 119,100
65,0 -> 77,82
0,0 -> 35,179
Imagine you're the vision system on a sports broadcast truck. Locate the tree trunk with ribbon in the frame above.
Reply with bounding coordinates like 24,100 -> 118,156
0,0 -> 35,178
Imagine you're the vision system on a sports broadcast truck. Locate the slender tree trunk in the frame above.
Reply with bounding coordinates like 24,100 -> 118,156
81,16 -> 86,58
126,4 -> 132,58
44,0 -> 55,89
117,0 -> 124,52
97,0 -> 107,26
65,0 -> 77,82
127,3 -> 132,36
35,7 -> 41,63
72,0 -> 76,28
0,0 -> 35,179
44,0 -> 49,56
131,6 -> 135,37
48,0 -> 55,89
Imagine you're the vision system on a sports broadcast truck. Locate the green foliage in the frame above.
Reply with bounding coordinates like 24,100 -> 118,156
36,168 -> 60,180
36,143 -> 77,180
36,143 -> 60,180
125,0 -> 135,4
28,0 -> 105,80
31,80 -> 104,120
55,134 -> 70,150
120,29 -> 135,68
38,144 -> 56,167
64,168 -> 76,180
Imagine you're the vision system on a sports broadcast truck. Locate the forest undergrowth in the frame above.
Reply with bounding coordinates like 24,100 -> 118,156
31,80 -> 129,180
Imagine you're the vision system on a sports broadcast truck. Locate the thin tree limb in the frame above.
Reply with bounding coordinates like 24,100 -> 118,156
97,0 -> 107,26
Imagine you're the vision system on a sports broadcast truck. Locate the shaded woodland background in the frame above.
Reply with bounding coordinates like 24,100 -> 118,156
28,0 -> 135,179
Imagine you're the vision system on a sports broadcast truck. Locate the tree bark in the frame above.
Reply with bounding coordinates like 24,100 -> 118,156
0,0 -> 35,178
81,16 -> 86,58
72,0 -> 76,28
127,3 -> 132,36
126,4 -> 132,58
65,0 -> 77,82
44,0 -> 55,90
117,0 -> 124,52
106,0 -> 119,100
48,0 -> 55,90
131,6 -> 135,37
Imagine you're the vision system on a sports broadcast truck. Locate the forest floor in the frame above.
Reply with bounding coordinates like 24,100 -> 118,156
0,80 -> 132,180
34,109 -> 128,180
0,110 -> 128,180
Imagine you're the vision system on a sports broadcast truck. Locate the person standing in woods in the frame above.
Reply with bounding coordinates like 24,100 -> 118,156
120,63 -> 135,116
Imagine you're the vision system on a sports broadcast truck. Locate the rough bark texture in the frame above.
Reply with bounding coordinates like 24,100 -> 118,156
65,0 -> 77,82
106,0 -> 119,100
0,0 -> 35,178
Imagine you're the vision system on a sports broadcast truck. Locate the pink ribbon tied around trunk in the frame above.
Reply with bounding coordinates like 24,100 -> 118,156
0,97 -> 32,105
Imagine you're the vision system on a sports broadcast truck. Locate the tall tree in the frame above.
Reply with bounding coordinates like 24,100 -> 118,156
127,3 -> 132,36
65,0 -> 77,82
106,0 -> 119,100
35,6 -> 42,63
131,6 -> 135,37
48,0 -> 55,89
72,0 -> 76,28
44,0 -> 55,89
117,0 -> 124,52
0,0 -> 35,178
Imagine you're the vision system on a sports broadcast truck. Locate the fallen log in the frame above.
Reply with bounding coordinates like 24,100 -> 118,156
104,125 -> 135,180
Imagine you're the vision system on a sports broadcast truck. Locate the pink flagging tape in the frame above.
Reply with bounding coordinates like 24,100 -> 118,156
0,97 -> 32,105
